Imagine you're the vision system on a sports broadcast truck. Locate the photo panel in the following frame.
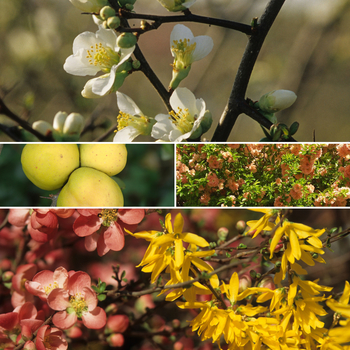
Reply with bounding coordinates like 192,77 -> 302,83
0,143 -> 175,207
176,143 -> 350,207
0,208 -> 350,349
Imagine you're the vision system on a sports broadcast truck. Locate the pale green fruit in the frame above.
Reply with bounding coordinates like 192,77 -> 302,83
56,167 -> 124,207
21,144 -> 80,190
80,144 -> 127,176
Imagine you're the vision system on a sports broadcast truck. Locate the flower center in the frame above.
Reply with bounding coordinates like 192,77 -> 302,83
171,39 -> 196,69
69,293 -> 88,318
169,107 -> 194,134
44,281 -> 59,295
86,43 -> 121,73
98,209 -> 119,227
116,111 -> 153,134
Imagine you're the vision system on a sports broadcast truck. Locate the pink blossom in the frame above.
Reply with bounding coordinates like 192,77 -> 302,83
73,209 -> 145,256
25,267 -> 69,301
11,264 -> 37,307
36,325 -> 68,350
48,271 -> 106,330
106,315 -> 129,334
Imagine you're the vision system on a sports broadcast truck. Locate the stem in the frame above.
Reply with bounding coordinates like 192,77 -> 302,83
0,98 -> 54,141
211,0 -> 286,141
133,45 -> 172,112
120,10 -> 253,35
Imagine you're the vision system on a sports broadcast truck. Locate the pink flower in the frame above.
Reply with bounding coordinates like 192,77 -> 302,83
36,325 -> 68,350
48,271 -> 106,330
73,209 -> 145,256
11,264 -> 37,308
25,267 -> 69,301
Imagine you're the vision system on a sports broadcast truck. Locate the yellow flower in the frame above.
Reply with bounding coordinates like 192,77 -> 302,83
127,213 -> 211,282
246,209 -> 275,238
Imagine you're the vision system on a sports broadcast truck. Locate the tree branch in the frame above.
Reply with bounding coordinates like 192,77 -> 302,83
211,0 -> 286,141
0,98 -> 54,141
120,9 -> 253,35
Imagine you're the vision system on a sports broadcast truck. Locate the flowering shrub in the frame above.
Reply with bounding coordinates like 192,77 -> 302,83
176,143 -> 350,207
1,208 -> 350,350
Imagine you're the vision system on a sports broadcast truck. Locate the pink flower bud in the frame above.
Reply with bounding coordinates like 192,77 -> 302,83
236,220 -> 246,234
217,227 -> 229,240
106,315 -> 129,334
108,333 -> 124,347
2,271 -> 14,282
258,276 -> 276,290
238,275 -> 252,293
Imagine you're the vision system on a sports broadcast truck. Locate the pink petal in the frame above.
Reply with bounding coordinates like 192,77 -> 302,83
117,209 -> 145,225
25,281 -> 47,301
52,311 -> 77,330
73,214 -> 102,237
54,209 -> 76,219
68,272 -> 91,295
8,209 -> 30,226
82,287 -> 98,311
47,289 -> 70,311
20,319 -> 43,338
0,312 -> 19,330
84,234 -> 98,252
77,209 -> 100,216
97,233 -> 110,257
82,307 -> 106,329
102,224 -> 125,252
18,301 -> 37,321
53,267 -> 69,289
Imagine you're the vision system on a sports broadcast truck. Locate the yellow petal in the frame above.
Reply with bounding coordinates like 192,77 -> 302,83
173,212 -> 184,233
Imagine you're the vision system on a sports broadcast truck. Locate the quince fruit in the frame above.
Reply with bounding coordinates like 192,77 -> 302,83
80,144 -> 127,176
21,144 -> 80,190
56,167 -> 124,207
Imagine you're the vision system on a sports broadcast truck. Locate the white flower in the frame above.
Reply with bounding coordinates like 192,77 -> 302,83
151,87 -> 209,142
171,24 -> 213,69
157,0 -> 197,12
63,27 -> 134,98
169,24 -> 213,89
113,92 -> 155,142
69,0 -> 109,13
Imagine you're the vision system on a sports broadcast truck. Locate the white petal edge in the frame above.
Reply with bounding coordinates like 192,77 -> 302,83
113,126 -> 140,142
191,36 -> 214,62
116,92 -> 144,116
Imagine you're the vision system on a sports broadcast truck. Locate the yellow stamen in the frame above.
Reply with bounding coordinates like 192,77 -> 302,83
169,107 -> 194,134
86,43 -> 121,73
98,209 -> 119,227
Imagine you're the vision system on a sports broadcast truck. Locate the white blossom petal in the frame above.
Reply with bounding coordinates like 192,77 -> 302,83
192,35 -> 214,62
113,126 -> 141,142
117,92 -> 144,116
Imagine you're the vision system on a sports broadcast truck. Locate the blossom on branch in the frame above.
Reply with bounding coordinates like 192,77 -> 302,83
64,27 -> 135,98
48,271 -> 106,330
156,0 -> 197,12
151,87 -> 212,142
169,24 -> 213,89
113,92 -> 155,142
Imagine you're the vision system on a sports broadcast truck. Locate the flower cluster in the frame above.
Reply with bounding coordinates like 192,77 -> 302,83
177,143 -> 350,206
2,209 -> 350,350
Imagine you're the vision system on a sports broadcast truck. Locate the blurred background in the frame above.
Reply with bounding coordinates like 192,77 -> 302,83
0,143 -> 174,206
0,0 -> 349,142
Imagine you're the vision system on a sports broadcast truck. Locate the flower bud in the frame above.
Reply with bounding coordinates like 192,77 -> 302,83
258,90 -> 297,113
69,0 -> 109,13
106,315 -> 129,334
238,275 -> 252,293
132,60 -> 141,70
62,113 -> 84,141
107,16 -> 121,29
100,6 -> 116,20
32,120 -> 53,137
53,111 -> 68,133
217,227 -> 229,240
258,276 -> 276,290
2,271 -> 14,282
236,220 -> 246,234
107,333 -> 124,347
117,33 -> 137,49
